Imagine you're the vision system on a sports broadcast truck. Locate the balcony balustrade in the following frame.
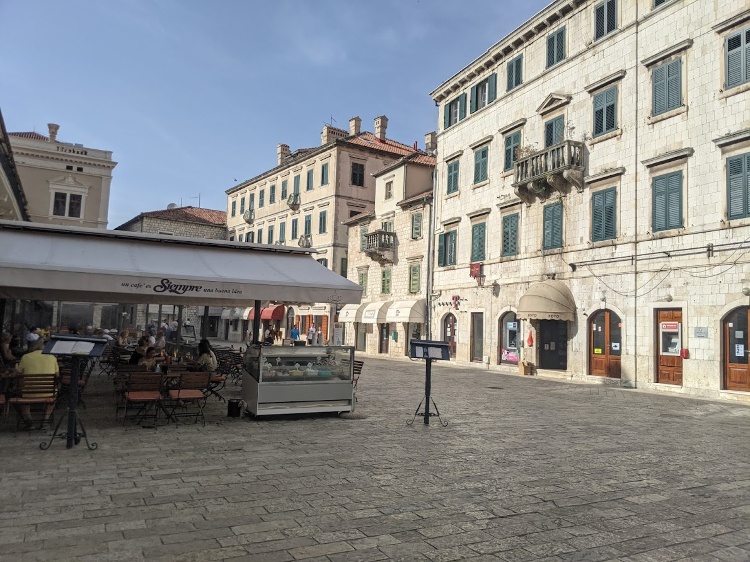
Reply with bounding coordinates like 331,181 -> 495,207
364,229 -> 395,263
512,140 -> 585,204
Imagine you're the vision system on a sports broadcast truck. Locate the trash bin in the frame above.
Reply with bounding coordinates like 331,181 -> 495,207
227,399 -> 243,417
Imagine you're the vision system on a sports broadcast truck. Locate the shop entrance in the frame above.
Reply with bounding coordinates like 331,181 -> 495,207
355,323 -> 366,351
656,309 -> 682,385
443,313 -> 457,358
498,312 -> 520,365
724,307 -> 750,391
407,323 -> 421,356
379,323 -> 390,354
589,309 -> 622,378
538,320 -> 567,370
471,313 -> 484,362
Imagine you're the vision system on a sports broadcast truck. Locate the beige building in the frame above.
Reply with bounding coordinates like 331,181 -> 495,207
429,0 -> 750,400
341,143 -> 435,357
225,115 -> 421,343
9,123 -> 116,228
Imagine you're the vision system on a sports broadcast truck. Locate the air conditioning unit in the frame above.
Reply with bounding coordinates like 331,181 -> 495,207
243,209 -> 255,225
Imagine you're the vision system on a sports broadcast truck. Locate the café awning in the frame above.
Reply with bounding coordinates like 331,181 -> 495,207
0,220 -> 363,306
248,305 -> 285,321
517,280 -> 576,322
339,302 -> 368,323
386,299 -> 426,323
361,301 -> 392,324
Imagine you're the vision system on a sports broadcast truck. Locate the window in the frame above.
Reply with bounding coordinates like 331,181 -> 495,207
654,0 -> 667,5
76,166 -> 83,172
593,86 -> 617,136
543,201 -> 563,249
293,175 -> 300,194
249,193 -> 255,209
546,27 -> 566,68
470,74 -> 497,113
358,270 -> 368,296
306,169 -> 314,191
652,58 -> 682,116
507,55 -> 523,91
68,197 -> 82,218
317,258 -> 328,267
592,188 -> 617,241
259,190 -> 265,208
281,179 -> 288,200
268,225 -> 274,244
247,231 -> 254,243
437,230 -> 457,266
726,27 -> 750,89
385,181 -> 393,199
381,220 -> 393,232
447,160 -> 460,194
443,93 -> 467,129
239,197 -> 245,214
471,223 -> 486,262
474,146 -> 488,184
238,233 -> 244,242
279,221 -> 286,243
360,226 -> 368,250
304,214 -> 312,236
291,218 -> 298,240
321,163 -> 329,185
229,234 -> 235,241
504,130 -> 521,171
409,264 -> 420,294
319,210 -> 327,234
257,229 -> 263,244
381,268 -> 392,294
502,213 -> 519,257
52,192 -> 82,218
545,115 -> 565,148
231,200 -> 236,217
65,165 -> 73,171
351,162 -> 365,186
411,212 -> 423,239
340,257 -> 348,277
652,171 -> 682,232
728,154 -> 750,220
594,0 -> 616,40
269,184 -> 276,204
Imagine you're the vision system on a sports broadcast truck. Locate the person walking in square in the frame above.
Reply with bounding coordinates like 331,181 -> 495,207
306,325 -> 316,346
290,324 -> 300,341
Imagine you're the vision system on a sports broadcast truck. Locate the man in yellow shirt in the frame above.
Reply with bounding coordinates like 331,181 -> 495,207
16,338 -> 59,426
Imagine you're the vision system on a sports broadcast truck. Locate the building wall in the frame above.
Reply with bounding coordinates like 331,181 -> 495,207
118,216 -> 227,240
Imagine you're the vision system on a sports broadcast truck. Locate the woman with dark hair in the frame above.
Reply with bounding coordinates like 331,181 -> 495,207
193,339 -> 218,372
128,338 -> 148,365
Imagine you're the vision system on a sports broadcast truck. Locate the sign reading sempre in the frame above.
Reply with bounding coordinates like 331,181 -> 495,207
119,278 -> 244,296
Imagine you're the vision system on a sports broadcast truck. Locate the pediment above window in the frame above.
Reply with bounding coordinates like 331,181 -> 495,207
536,93 -> 572,115
48,175 -> 91,193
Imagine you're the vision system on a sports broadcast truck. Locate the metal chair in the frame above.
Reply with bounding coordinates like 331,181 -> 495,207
166,372 -> 210,425
122,373 -> 162,427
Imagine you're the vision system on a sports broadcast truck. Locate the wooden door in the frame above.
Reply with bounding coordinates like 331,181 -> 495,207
443,314 -> 456,358
471,313 -> 484,362
725,307 -> 750,391
656,309 -> 682,385
379,323 -> 389,354
589,310 -> 622,378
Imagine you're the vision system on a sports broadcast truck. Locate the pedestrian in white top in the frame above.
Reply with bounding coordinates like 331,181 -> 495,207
307,325 -> 316,346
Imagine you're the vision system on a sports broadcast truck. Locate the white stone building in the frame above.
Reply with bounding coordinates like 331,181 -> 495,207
341,143 -> 435,357
429,0 -> 750,400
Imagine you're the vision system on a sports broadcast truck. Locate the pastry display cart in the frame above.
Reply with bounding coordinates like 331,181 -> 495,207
241,345 -> 354,416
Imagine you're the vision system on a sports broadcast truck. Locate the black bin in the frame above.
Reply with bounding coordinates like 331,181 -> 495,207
227,399 -> 242,418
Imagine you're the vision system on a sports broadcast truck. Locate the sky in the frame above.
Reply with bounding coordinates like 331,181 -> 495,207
0,0 -> 551,228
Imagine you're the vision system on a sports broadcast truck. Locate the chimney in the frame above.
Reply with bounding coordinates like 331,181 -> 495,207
47,123 -> 59,142
277,143 -> 290,165
321,125 -> 347,145
349,116 -> 361,136
424,131 -> 437,152
374,115 -> 388,141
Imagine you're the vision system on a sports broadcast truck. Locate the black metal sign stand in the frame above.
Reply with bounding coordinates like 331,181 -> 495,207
407,356 -> 448,426
407,340 -> 449,427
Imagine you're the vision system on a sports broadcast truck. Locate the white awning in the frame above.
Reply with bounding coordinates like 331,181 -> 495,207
339,302 -> 368,323
386,299 -> 426,323
0,220 -> 363,306
361,301 -> 392,324
517,280 -> 576,322
220,308 -> 233,319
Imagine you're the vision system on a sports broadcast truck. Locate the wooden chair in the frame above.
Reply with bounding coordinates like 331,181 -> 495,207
166,372 -> 210,426
8,373 -> 59,430
122,373 -> 162,426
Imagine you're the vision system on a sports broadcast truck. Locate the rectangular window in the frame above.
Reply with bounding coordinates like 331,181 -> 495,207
728,153 -> 750,220
257,229 -> 262,244
507,55 -> 523,91
593,86 -> 617,136
351,162 -> 365,186
474,146 -> 489,184
293,175 -> 300,194
471,222 -> 486,262
411,212 -> 423,239
259,190 -> 265,208
653,58 -> 682,115
340,257 -> 347,277
247,231 -> 254,243
437,230 -> 457,267
594,0 -> 617,40
543,201 -> 563,249
269,184 -> 276,204
268,225 -> 274,244
249,193 -> 255,209
504,130 -> 521,171
230,200 -> 236,217
409,264 -> 420,294
443,93 -> 467,129
239,197 -> 245,214
380,221 -> 393,233
592,188 -> 617,241
306,169 -> 314,191
470,73 -> 497,113
291,218 -> 298,240
304,214 -> 312,236
502,213 -> 519,257
381,268 -> 392,294
447,160 -> 460,194
360,226 -> 368,250
652,171 -> 682,232
385,181 -> 393,199
654,0 -> 668,5
238,233 -> 244,242
53,192 -> 67,216
319,210 -> 327,234
317,258 -> 328,267
544,115 -> 565,148
68,194 -> 82,218
546,27 -> 566,68
358,270 -> 368,296
321,163 -> 329,185
726,28 -> 749,89
229,234 -> 235,241
281,179 -> 288,200
279,221 -> 286,243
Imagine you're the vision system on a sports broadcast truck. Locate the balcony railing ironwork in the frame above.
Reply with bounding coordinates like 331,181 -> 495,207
364,229 -> 395,262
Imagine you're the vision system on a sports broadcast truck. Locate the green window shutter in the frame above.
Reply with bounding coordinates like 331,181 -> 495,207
240,198 -> 245,214
306,169 -> 313,191
652,175 -> 668,231
469,85 -> 477,113
474,148 -> 488,183
293,175 -> 300,194
544,203 -> 562,249
504,131 -> 520,171
444,103 -> 451,129
321,163 -> 328,185
304,215 -> 311,235
727,155 -> 747,219
653,62 -> 668,115
319,211 -> 326,233
593,91 -> 606,136
458,93 -> 467,120
270,185 -> 275,203
547,33 -> 556,67
725,31 -> 744,89
360,226 -> 367,250
249,193 -> 254,208
291,218 -> 298,240
411,213 -> 422,239
471,223 -> 486,262
514,56 -> 522,87
557,27 -> 566,63
595,2 -> 606,39
447,161 -> 460,193
545,116 -> 564,147
231,200 -> 236,217
667,58 -> 682,111
448,231 -> 457,265
507,58 -> 516,91
592,191 -> 605,241
257,229 -> 262,244
605,87 -> 617,131
281,180 -> 288,199
666,172 -> 682,229
502,213 -> 519,256
409,264 -> 420,293
606,0 -> 617,34
268,225 -> 274,243
381,269 -> 391,294
487,73 -> 497,103
603,188 -> 617,240
437,233 -> 445,267
279,222 -> 286,242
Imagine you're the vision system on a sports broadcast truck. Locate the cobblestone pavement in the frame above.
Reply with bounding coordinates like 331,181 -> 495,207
1,357 -> 750,561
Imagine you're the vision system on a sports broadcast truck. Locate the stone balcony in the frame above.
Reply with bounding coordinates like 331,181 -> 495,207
287,193 -> 301,211
364,230 -> 395,263
512,140 -> 585,204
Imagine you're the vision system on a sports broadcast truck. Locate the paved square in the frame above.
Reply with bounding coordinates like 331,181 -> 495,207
1,358 -> 749,561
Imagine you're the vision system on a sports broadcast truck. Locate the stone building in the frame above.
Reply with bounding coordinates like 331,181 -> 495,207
225,115 -> 423,344
429,0 -> 750,400
341,141 -> 435,357
8,123 -> 117,228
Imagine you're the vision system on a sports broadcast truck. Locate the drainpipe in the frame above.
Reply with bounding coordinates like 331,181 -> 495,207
632,1 -> 641,389
426,167 -> 437,339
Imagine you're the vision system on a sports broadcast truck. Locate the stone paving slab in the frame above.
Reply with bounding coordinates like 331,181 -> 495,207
0,357 -> 749,560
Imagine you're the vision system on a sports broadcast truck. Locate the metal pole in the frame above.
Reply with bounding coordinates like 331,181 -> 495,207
201,306 -> 209,339
424,357 -> 432,425
66,356 -> 81,449
176,305 -> 183,344
252,300 -> 261,345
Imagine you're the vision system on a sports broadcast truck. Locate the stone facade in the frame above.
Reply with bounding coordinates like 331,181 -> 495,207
429,0 -> 750,400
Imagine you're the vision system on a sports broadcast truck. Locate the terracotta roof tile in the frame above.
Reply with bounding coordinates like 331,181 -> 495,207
139,206 -> 226,226
345,132 -> 418,157
9,131 -> 49,141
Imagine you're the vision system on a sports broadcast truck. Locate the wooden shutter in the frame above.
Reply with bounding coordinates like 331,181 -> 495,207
593,91 -> 605,136
448,231 -> 457,265
543,205 -> 554,248
411,213 -> 422,239
606,0 -> 616,34
546,116 -> 564,147
502,214 -> 518,256
409,264 -> 420,293
515,56 -> 522,87
605,87 -> 617,131
544,203 -> 562,249
437,233 -> 445,267
293,175 -> 300,193
458,94 -> 467,120
652,175 -> 668,231
444,103 -> 451,129
469,85 -> 477,113
504,135 -> 513,170
507,58 -> 516,91
592,191 -> 605,241
729,155 -> 749,219
666,58 -> 681,111
360,226 -> 367,250
726,31 -> 743,89
556,28 -> 566,62
653,62 -> 668,115
547,33 -> 555,67
595,2 -> 606,39
474,150 -> 482,183
471,223 -> 486,262
666,172 -> 682,229
603,188 -> 617,240
321,163 -> 328,185
488,73 -> 497,103
554,116 -> 564,145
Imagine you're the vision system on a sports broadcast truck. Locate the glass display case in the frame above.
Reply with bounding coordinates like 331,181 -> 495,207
241,345 -> 354,416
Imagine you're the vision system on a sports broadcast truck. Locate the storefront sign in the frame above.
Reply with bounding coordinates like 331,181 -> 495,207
736,344 -> 745,357
502,348 -> 518,362
611,343 -> 620,351
694,327 -> 708,338
661,322 -> 679,331
363,310 -> 376,319
594,348 -> 602,354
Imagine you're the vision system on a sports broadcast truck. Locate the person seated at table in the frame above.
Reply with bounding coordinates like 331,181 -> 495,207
137,347 -> 157,371
154,330 -> 166,351
16,338 -> 59,428
116,331 -> 128,347
1,332 -> 18,364
188,339 -> 217,372
128,338 -> 148,365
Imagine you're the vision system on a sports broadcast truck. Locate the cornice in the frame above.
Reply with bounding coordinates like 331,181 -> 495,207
641,39 -> 693,67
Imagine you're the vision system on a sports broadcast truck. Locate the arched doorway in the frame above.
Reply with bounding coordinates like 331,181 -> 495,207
589,309 -> 622,378
443,313 -> 457,358
725,307 -> 750,391
497,312 -> 520,365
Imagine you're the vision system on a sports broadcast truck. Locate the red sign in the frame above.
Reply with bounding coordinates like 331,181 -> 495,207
469,262 -> 483,278
661,323 -> 679,331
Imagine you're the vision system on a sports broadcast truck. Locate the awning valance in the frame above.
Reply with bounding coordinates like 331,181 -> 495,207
386,299 -> 426,323
249,305 -> 285,321
339,302 -> 367,323
517,280 -> 576,322
361,301 -> 392,324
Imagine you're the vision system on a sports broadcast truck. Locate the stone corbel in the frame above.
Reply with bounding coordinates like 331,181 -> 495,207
546,173 -> 568,196
563,169 -> 584,193
514,183 -> 534,206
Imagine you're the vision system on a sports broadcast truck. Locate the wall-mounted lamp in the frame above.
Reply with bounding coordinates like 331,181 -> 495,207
742,287 -> 750,297
664,295 -> 673,302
